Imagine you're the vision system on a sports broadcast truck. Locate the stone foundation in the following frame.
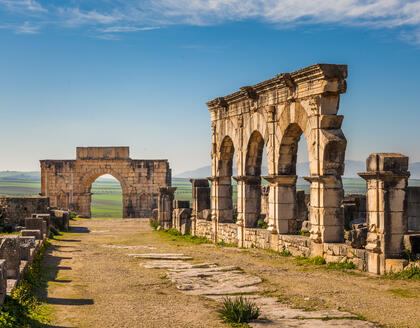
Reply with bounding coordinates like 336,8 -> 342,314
0,196 -> 49,226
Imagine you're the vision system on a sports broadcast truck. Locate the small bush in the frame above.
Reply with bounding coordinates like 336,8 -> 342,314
256,219 -> 268,229
386,266 -> 420,280
279,246 -> 292,257
149,218 -> 159,230
219,296 -> 260,325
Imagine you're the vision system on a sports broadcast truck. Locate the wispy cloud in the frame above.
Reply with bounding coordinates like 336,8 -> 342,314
1,0 -> 420,43
15,21 -> 40,34
99,26 -> 160,33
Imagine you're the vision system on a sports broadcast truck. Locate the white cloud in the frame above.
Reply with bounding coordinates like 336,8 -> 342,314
0,0 -> 46,13
2,0 -> 420,43
15,21 -> 40,34
99,26 -> 160,33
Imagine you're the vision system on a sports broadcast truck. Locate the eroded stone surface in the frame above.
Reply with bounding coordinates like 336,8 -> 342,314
103,244 -> 156,250
141,254 -> 375,327
128,253 -> 193,260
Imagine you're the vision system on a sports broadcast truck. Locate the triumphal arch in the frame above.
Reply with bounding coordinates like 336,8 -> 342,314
207,64 -> 347,244
40,147 -> 171,218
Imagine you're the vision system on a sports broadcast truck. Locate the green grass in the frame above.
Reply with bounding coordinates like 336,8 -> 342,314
154,227 -> 213,244
387,288 -> 419,298
218,296 -> 260,327
0,241 -> 51,327
385,266 -> 420,280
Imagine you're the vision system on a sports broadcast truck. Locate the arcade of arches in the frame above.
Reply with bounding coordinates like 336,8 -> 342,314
40,147 -> 171,218
207,64 -> 348,245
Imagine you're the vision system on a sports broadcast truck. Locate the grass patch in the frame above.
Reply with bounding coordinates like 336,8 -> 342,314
218,296 -> 260,327
325,260 -> 357,271
385,266 -> 420,280
0,240 -> 51,327
155,228 -> 212,245
215,241 -> 237,247
296,256 -> 326,266
387,289 -> 419,298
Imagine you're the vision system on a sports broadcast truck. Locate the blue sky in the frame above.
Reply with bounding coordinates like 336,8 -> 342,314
1,1 -> 420,174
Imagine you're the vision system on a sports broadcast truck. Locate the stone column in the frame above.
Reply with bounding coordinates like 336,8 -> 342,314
190,179 -> 210,235
158,187 -> 176,229
358,153 -> 409,275
304,175 -> 344,245
234,176 -> 261,229
74,192 -> 92,218
208,176 -> 233,223
263,175 -> 298,234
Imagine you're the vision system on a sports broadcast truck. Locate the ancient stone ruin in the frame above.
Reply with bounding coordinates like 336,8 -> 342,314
40,146 -> 171,218
157,63 -> 420,275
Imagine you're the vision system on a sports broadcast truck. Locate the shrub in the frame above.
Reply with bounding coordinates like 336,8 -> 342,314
386,266 -> 420,280
149,218 -> 159,230
256,219 -> 268,229
326,260 -> 357,271
279,246 -> 292,257
296,256 -> 326,265
218,296 -> 260,325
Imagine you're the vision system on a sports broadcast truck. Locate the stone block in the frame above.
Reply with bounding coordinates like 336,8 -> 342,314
25,218 -> 46,236
366,153 -> 408,173
385,259 -> 408,273
21,229 -> 42,240
173,200 -> 190,209
0,236 -> 21,279
0,260 -> 6,304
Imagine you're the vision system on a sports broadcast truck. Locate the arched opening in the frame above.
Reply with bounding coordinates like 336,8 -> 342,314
216,136 -> 235,223
274,123 -> 310,234
90,174 -> 123,218
243,130 -> 266,228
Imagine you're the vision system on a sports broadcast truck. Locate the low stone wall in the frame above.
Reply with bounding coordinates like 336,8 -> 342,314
278,234 -> 311,257
217,223 -> 238,245
0,196 -> 50,226
0,218 -> 49,309
195,219 -> 213,241
323,243 -> 368,271
243,228 -> 271,249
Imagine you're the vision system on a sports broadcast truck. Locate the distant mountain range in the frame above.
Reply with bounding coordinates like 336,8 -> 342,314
175,160 -> 420,179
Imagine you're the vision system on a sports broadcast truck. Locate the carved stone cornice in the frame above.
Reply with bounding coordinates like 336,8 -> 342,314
206,64 -> 348,113
262,175 -> 297,185
232,175 -> 261,184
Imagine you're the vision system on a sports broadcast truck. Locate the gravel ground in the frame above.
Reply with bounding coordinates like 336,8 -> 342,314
40,218 -> 420,328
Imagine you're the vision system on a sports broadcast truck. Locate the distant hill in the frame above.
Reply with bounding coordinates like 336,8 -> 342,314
0,171 -> 40,180
175,160 -> 420,179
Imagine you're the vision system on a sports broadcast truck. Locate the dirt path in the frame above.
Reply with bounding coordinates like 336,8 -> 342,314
40,219 -> 420,328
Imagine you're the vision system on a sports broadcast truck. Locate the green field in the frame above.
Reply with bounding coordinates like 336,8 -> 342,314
2,174 -> 420,218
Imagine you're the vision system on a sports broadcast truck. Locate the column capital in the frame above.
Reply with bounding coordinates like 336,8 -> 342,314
358,171 -> 410,182
232,175 -> 261,184
159,187 -> 177,195
262,175 -> 297,185
303,175 -> 340,184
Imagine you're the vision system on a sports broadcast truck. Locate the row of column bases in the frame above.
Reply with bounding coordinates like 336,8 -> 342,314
158,153 -> 413,275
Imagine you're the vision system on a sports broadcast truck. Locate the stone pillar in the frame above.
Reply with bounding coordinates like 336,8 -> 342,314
234,176 -> 261,230
264,175 -> 298,234
358,153 -> 409,275
304,175 -> 344,245
190,179 -> 210,235
209,176 -> 233,223
158,187 -> 176,229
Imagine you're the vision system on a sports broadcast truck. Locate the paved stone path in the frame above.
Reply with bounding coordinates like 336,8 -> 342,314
139,254 -> 376,327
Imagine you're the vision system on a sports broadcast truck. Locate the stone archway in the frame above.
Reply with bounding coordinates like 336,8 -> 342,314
207,64 -> 348,245
40,147 -> 171,218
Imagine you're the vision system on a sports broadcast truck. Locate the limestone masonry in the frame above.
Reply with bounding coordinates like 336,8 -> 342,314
40,146 -> 171,218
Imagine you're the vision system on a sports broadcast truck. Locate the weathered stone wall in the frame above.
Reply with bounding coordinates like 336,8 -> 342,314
407,187 -> 420,231
278,234 -> 311,257
323,243 -> 368,271
217,223 -> 238,245
40,147 -> 171,218
0,196 -> 50,226
243,228 -> 271,249
195,219 -> 213,241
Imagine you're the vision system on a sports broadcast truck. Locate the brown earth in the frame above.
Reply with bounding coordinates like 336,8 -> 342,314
39,218 -> 420,328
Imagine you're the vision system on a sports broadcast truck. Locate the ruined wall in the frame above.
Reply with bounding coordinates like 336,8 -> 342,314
40,147 -> 171,218
0,197 -> 50,226
407,187 -> 420,231
217,223 -> 238,245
